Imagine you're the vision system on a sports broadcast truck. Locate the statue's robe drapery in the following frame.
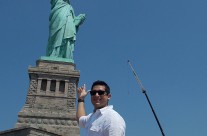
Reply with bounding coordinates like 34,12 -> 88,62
46,0 -> 76,58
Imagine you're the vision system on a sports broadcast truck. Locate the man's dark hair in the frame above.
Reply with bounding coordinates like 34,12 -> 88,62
91,80 -> 110,94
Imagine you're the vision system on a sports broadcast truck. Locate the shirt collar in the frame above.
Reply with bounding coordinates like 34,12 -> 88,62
96,105 -> 113,115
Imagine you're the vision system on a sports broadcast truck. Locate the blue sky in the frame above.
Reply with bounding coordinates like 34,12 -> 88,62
1,0 -> 207,135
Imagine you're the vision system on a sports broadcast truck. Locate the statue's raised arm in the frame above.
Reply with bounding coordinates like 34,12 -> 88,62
45,0 -> 85,63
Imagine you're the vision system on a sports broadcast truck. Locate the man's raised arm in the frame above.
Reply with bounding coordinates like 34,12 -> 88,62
76,84 -> 88,122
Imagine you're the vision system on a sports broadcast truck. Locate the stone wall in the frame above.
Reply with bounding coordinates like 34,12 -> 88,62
15,60 -> 80,136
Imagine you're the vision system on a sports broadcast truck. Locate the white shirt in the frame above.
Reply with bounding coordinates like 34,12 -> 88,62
79,105 -> 126,136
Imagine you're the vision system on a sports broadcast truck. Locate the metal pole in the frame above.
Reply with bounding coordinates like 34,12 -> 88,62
128,60 -> 166,136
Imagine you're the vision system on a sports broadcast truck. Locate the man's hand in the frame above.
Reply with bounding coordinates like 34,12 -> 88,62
77,84 -> 89,100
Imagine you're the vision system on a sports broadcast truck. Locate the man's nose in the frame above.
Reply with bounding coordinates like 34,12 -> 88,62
95,92 -> 100,96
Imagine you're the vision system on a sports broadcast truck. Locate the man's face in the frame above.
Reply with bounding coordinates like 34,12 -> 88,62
90,85 -> 111,110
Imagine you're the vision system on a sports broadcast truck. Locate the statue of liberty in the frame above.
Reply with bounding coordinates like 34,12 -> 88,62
45,0 -> 85,62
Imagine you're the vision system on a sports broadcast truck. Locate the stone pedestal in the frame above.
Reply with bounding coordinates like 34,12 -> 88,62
16,60 -> 80,136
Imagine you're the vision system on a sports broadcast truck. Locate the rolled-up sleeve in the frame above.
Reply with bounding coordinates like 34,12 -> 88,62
79,116 -> 88,128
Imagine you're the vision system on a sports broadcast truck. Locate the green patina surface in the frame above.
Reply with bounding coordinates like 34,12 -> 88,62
41,0 -> 85,63
40,56 -> 74,63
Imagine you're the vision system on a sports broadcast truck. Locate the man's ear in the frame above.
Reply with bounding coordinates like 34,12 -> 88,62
107,94 -> 111,100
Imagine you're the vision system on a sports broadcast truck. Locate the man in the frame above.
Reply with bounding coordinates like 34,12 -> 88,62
77,80 -> 126,136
